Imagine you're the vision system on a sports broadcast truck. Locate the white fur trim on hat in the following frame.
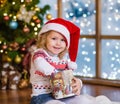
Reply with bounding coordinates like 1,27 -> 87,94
38,23 -> 70,48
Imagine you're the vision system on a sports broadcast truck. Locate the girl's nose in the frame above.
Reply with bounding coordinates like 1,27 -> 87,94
56,40 -> 61,45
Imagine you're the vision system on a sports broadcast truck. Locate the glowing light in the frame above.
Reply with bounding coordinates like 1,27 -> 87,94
0,50 -> 3,53
93,51 -> 96,54
80,22 -> 85,27
91,42 -> 94,46
106,42 -> 110,46
107,25 -> 111,29
81,44 -> 85,48
82,38 -> 87,41
115,45 -> 119,49
79,8 -> 83,12
83,14 -> 87,17
82,51 -> 88,55
84,57 -> 91,62
102,73 -> 108,78
12,2 -> 15,5
108,17 -> 112,21
115,27 -> 119,31
110,64 -> 114,68
34,27 -> 38,31
31,22 -> 35,26
85,4 -> 89,7
3,13 -> 7,16
111,57 -> 115,61
37,24 -> 41,28
109,51 -> 113,55
88,29 -> 92,33
34,32 -> 38,35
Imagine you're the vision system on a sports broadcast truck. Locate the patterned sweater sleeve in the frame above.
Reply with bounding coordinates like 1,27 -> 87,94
32,50 -> 55,76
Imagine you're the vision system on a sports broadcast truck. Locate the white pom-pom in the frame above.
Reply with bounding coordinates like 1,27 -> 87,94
68,61 -> 77,70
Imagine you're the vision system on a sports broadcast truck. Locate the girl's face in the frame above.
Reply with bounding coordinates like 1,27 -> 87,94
46,31 -> 66,56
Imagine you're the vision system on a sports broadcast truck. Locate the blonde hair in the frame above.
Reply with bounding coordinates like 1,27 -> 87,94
37,31 -> 68,59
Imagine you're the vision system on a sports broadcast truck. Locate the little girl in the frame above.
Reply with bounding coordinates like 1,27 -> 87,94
30,18 -> 96,104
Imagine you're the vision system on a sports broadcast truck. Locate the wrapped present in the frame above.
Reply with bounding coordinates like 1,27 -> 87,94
0,70 -> 8,90
50,70 -> 75,99
0,63 -> 21,90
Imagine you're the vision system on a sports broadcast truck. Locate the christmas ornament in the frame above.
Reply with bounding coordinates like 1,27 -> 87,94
2,44 -> 7,50
25,0 -> 32,3
14,55 -> 22,64
18,70 -> 30,89
18,79 -> 29,89
32,15 -> 38,20
23,25 -> 30,33
0,0 -> 7,7
9,21 -> 18,29
17,5 -> 36,23
35,19 -> 41,24
46,14 -> 52,20
3,16 -> 9,21
6,56 -> 12,62
34,7 -> 40,12
20,46 -> 26,52
8,47 -> 12,51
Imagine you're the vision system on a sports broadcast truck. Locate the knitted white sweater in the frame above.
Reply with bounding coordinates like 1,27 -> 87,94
30,48 -> 75,96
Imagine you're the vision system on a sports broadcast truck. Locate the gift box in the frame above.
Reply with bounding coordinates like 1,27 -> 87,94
50,70 -> 75,99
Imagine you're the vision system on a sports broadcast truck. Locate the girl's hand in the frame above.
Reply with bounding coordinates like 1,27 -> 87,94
71,77 -> 83,95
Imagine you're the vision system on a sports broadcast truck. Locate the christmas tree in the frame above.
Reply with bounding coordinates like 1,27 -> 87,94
0,0 -> 52,89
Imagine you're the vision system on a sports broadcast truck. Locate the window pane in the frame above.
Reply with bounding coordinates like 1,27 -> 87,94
101,0 -> 120,35
38,0 -> 57,22
102,40 -> 120,80
74,39 -> 96,77
62,0 -> 96,35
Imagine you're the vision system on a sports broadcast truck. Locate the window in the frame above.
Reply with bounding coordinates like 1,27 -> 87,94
61,0 -> 120,86
41,0 -> 120,86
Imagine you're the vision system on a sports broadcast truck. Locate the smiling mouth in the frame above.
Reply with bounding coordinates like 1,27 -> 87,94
53,47 -> 61,49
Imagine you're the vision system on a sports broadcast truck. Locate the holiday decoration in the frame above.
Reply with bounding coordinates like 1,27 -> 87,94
50,70 -> 75,99
9,21 -> 18,29
3,16 -> 9,21
46,13 -> 52,20
0,62 -> 21,90
0,0 -> 51,90
17,5 -> 36,23
0,0 -> 7,7
23,25 -> 30,33
18,69 -> 29,89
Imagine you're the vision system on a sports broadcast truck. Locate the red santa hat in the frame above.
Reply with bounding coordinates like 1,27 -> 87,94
38,18 -> 80,62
